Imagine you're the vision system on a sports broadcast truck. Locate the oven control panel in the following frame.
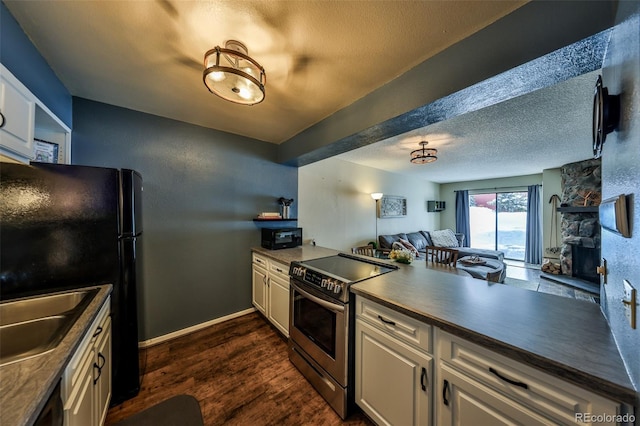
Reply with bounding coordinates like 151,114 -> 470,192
290,265 -> 346,297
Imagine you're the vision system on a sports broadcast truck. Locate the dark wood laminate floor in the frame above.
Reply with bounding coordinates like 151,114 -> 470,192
106,312 -> 373,426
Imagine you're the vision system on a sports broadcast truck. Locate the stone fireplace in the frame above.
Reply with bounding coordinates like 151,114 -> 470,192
558,158 -> 601,282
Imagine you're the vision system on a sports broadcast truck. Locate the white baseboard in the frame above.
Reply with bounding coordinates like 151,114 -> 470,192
138,307 -> 257,348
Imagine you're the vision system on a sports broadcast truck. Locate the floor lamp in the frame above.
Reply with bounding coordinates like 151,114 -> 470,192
371,193 -> 383,248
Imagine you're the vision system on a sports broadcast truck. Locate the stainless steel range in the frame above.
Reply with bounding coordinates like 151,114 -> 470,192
288,253 -> 397,419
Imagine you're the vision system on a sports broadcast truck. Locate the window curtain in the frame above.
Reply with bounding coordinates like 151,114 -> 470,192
525,185 -> 542,264
455,190 -> 470,247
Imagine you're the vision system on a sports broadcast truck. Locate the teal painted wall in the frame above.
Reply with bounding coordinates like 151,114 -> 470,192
72,98 -> 297,341
0,1 -> 72,127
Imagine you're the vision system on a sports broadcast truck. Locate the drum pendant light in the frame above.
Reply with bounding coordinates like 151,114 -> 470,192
410,141 -> 437,164
203,40 -> 266,105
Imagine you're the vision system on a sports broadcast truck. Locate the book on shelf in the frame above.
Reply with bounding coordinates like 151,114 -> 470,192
257,212 -> 282,219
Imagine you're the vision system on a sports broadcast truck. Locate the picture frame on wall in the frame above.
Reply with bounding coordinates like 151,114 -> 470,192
33,139 -> 59,163
379,195 -> 407,218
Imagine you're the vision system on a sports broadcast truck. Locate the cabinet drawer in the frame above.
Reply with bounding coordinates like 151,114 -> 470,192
438,331 -> 621,425
269,260 -> 289,280
356,297 -> 432,354
252,253 -> 269,268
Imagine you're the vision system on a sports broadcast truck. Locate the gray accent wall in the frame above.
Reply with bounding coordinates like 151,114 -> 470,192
72,98 -> 297,340
600,2 -> 640,402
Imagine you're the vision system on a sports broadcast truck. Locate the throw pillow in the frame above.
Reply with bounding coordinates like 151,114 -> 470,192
430,229 -> 459,248
391,241 -> 411,253
379,233 -> 407,249
398,238 -> 420,256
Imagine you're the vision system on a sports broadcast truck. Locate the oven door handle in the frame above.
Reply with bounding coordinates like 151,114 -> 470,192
291,281 -> 345,313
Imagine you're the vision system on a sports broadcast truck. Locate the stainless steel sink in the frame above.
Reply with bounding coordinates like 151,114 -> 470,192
0,289 -> 98,326
0,316 -> 71,365
0,288 -> 99,366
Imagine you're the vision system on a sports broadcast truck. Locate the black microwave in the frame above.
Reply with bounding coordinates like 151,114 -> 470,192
261,228 -> 302,250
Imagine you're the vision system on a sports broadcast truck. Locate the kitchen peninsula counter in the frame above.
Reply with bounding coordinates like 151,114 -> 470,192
252,246 -> 636,406
350,261 -> 638,407
0,284 -> 112,426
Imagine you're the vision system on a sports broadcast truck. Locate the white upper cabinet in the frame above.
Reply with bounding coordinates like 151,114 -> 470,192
0,66 -> 35,159
0,64 -> 71,164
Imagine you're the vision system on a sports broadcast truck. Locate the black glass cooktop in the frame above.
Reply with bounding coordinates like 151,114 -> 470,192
300,253 -> 396,283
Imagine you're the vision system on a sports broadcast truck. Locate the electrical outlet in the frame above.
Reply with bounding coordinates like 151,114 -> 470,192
622,280 -> 636,329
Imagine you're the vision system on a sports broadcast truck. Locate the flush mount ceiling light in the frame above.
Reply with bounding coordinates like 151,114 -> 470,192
203,40 -> 266,105
410,141 -> 437,164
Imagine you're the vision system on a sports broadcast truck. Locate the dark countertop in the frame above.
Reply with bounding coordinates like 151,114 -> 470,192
0,284 -> 112,426
350,262 -> 637,406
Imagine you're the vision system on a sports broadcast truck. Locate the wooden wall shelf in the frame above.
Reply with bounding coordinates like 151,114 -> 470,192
253,218 -> 298,222
556,206 -> 599,213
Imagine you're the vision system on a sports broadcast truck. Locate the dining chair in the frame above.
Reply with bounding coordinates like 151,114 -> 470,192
351,245 -> 375,257
425,246 -> 459,267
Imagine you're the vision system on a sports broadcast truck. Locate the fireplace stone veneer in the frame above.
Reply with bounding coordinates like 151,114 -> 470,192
559,159 -> 601,280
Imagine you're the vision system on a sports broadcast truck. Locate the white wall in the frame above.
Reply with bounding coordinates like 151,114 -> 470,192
298,158 -> 440,252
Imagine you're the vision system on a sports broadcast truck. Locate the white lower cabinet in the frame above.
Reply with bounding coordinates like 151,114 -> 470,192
251,253 -> 290,336
439,363 -> 552,425
94,315 -> 112,426
354,297 -> 628,426
355,297 -> 433,426
267,273 -> 290,335
437,331 -> 624,426
63,296 -> 112,426
252,258 -> 268,316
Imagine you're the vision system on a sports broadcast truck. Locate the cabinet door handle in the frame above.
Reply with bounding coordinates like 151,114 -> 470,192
489,367 -> 529,389
0,112 -> 5,128
377,315 -> 396,326
443,379 -> 450,406
93,326 -> 103,338
97,352 -> 106,369
420,367 -> 428,392
93,353 -> 106,385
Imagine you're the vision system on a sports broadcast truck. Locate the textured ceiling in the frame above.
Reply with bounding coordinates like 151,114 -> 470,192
337,70 -> 601,183
6,1 -> 606,184
4,0 -> 526,143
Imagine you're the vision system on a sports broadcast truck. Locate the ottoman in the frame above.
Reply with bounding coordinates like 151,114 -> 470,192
456,257 -> 507,283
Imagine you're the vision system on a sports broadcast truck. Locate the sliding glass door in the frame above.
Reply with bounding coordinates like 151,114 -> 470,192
469,192 -> 528,260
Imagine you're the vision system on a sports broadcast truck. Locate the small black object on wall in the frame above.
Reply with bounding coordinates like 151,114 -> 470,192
427,200 -> 445,212
593,75 -> 620,158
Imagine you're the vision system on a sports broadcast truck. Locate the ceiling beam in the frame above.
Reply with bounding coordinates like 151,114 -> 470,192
278,0 -> 617,167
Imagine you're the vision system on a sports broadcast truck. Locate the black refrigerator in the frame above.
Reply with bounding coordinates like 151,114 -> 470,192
0,161 -> 143,405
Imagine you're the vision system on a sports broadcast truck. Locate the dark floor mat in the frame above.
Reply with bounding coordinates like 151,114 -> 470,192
112,395 -> 203,426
